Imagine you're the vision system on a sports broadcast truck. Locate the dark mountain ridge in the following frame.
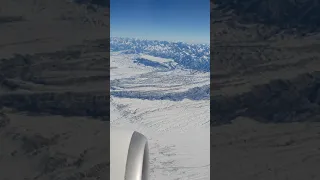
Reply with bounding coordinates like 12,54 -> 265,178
214,0 -> 320,32
73,0 -> 110,7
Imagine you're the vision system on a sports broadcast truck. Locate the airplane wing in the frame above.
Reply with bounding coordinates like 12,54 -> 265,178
111,127 -> 149,180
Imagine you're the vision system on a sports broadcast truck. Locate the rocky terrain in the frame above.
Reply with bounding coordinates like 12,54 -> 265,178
211,0 -> 320,179
0,0 -> 110,179
110,37 -> 210,71
2,0 -> 320,179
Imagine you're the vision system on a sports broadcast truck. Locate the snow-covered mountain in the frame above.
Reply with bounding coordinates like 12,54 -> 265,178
110,52 -> 210,101
110,38 -> 210,180
110,37 -> 210,72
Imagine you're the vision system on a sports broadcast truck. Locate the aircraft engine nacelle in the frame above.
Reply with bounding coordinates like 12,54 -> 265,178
110,127 -> 149,180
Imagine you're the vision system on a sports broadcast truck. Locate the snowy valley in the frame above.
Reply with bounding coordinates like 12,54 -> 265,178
110,38 -> 210,180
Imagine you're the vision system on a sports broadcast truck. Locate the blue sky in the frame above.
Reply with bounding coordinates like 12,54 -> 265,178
110,0 -> 210,44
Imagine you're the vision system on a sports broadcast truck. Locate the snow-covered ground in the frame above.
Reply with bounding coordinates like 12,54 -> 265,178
110,39 -> 210,180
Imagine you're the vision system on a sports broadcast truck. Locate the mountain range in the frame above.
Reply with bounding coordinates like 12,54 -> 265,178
111,37 -> 210,72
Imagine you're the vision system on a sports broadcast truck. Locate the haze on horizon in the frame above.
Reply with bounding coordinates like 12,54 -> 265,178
110,0 -> 210,44
110,36 -> 210,45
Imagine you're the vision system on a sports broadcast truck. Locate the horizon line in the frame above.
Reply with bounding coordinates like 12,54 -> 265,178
110,36 -> 210,45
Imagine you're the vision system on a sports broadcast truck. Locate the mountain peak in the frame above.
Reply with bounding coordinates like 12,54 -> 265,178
111,37 -> 210,72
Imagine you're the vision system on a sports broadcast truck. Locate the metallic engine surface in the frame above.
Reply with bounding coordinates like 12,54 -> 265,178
125,131 -> 149,180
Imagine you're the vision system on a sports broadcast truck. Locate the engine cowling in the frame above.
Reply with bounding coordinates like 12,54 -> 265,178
110,127 -> 149,180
